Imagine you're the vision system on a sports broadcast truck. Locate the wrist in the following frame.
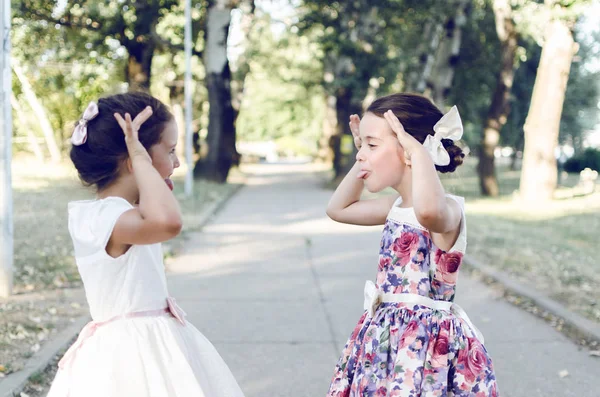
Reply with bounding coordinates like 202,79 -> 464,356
130,153 -> 152,164
408,146 -> 430,159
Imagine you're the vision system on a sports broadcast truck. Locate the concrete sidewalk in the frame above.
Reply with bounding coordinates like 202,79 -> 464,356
167,163 -> 600,397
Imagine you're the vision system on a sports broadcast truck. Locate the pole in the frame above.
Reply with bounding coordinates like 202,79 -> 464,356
184,0 -> 194,197
0,0 -> 13,297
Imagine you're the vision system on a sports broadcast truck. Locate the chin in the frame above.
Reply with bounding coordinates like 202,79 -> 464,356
365,181 -> 386,194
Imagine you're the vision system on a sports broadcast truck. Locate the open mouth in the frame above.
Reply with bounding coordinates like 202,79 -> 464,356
165,177 -> 174,191
357,170 -> 370,180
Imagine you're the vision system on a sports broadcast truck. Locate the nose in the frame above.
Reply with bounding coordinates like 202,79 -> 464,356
174,155 -> 181,169
356,146 -> 365,162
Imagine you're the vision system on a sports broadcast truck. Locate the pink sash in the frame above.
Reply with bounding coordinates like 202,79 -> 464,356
59,297 -> 187,369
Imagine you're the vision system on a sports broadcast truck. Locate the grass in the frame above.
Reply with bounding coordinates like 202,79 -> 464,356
1,155 -> 239,375
10,155 -> 239,293
445,159 -> 600,323
362,157 -> 600,322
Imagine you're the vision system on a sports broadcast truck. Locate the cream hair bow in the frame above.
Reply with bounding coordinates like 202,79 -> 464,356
422,105 -> 463,166
71,101 -> 99,146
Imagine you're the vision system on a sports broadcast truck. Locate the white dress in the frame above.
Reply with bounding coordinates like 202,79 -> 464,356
47,197 -> 245,397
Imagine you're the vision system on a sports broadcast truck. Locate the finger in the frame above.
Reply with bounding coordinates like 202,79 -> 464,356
384,110 -> 404,134
132,106 -> 153,130
114,113 -> 127,131
349,115 -> 360,135
124,113 -> 135,136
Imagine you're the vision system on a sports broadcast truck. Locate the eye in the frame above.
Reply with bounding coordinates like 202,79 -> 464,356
170,148 -> 176,154
368,144 -> 376,148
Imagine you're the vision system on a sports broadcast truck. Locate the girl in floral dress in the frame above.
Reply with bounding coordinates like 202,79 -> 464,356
325,93 -> 499,396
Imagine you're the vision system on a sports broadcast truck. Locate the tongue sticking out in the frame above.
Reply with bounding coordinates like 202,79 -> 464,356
165,178 -> 174,191
356,171 -> 368,180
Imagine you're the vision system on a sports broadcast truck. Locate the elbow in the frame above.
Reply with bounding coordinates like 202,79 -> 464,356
151,215 -> 183,237
415,208 -> 442,230
166,218 -> 183,237
326,207 -> 339,222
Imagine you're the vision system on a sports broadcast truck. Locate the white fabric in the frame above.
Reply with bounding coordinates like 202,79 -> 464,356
422,105 -> 463,166
363,280 -> 484,343
388,194 -> 467,254
47,197 -> 245,397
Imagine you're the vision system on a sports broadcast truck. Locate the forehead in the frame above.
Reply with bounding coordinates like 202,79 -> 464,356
359,112 -> 393,138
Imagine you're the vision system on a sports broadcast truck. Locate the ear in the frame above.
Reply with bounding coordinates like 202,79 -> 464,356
403,150 -> 412,166
125,158 -> 134,174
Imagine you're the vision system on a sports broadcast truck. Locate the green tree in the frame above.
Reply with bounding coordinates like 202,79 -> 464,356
17,0 -> 202,91
299,0 -> 444,179
235,12 -> 324,155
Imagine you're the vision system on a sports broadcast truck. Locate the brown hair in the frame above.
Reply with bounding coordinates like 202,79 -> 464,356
366,93 -> 464,173
70,91 -> 173,191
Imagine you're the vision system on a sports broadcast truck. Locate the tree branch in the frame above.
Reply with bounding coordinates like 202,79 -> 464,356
151,31 -> 203,57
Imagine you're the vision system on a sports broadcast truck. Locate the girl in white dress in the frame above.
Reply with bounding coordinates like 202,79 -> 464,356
47,92 -> 245,397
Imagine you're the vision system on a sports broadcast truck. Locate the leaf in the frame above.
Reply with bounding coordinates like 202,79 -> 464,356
558,369 -> 569,378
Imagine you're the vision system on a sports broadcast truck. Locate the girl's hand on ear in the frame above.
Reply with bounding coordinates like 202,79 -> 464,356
114,106 -> 153,163
349,114 -> 362,150
384,110 -> 424,161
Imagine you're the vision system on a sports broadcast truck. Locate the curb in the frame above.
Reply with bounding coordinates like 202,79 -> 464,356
464,255 -> 600,345
0,315 -> 90,397
0,178 -> 245,397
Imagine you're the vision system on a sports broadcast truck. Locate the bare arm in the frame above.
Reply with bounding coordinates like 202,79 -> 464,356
111,109 -> 183,246
409,147 -> 461,233
326,161 -> 397,226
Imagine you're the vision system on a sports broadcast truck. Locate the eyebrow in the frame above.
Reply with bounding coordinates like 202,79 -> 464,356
364,135 -> 382,141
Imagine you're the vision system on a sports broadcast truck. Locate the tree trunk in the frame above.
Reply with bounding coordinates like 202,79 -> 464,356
427,0 -> 469,107
12,63 -> 61,162
322,54 -> 360,180
230,1 -> 255,123
478,0 -> 518,197
415,23 -> 444,93
317,93 -> 337,164
334,88 -> 363,180
194,0 -> 239,183
519,19 -> 578,201
126,42 -> 155,92
11,94 -> 44,161
325,6 -> 380,180
405,21 -> 433,93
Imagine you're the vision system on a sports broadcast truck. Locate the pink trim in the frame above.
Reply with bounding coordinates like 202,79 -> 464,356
58,297 -> 187,370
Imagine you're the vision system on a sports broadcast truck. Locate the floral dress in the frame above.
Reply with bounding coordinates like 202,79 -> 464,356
327,195 -> 499,397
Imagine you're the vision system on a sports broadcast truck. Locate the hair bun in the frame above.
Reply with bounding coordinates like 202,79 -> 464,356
436,138 -> 465,173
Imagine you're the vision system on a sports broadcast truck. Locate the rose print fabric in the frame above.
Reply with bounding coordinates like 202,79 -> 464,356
327,195 -> 498,397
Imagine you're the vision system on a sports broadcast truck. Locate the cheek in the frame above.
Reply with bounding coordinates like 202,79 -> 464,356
371,146 -> 401,169
151,154 -> 171,172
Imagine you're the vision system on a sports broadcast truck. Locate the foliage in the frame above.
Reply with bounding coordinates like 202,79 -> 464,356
235,12 -> 324,154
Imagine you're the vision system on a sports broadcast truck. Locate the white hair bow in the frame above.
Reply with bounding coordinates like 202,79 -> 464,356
71,102 -> 99,146
422,105 -> 463,166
